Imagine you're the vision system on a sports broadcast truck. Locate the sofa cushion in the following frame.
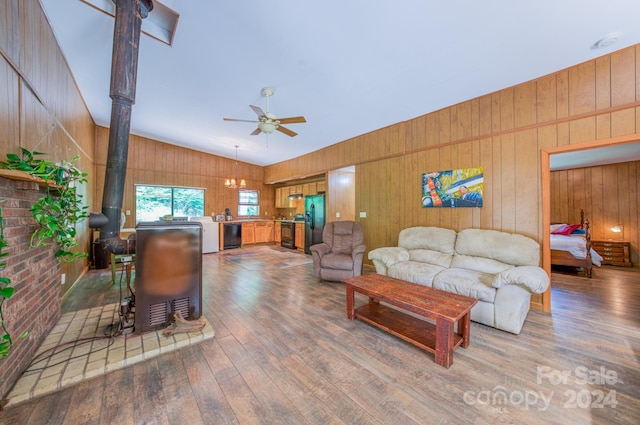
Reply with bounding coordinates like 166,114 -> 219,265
409,249 -> 455,269
388,261 -> 445,287
399,226 -> 457,253
398,227 -> 457,267
450,254 -> 515,275
320,253 -> 353,271
455,228 -> 541,268
432,268 -> 497,303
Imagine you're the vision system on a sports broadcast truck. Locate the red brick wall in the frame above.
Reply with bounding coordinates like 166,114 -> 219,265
0,176 -> 61,399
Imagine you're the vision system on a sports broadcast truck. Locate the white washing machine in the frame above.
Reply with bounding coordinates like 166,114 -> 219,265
188,216 -> 219,253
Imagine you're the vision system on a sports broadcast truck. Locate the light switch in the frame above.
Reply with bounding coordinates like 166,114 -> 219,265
336,212 -> 340,218
126,210 -> 131,215
359,212 -> 366,218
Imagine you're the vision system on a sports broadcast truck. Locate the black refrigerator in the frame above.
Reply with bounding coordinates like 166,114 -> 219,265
304,194 -> 325,254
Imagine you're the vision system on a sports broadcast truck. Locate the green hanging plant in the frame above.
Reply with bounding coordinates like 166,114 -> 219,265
0,148 -> 89,358
0,148 -> 89,261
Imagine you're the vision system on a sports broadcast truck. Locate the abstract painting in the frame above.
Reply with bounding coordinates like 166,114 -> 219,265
422,167 -> 484,208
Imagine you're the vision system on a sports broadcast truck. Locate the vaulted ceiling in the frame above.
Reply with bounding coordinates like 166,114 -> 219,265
40,0 -> 640,167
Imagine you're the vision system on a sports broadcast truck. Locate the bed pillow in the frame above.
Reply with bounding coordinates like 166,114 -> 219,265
551,224 -> 582,235
571,228 -> 586,235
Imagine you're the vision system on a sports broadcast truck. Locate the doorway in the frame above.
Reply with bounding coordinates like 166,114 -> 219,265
326,166 -> 356,222
541,134 -> 640,311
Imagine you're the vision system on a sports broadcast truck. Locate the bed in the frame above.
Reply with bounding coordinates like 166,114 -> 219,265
550,209 -> 603,278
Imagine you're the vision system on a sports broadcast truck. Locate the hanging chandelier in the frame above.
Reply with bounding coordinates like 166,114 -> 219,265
225,145 -> 246,189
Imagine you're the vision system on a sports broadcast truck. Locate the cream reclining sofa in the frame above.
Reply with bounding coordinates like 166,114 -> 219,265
368,227 -> 549,334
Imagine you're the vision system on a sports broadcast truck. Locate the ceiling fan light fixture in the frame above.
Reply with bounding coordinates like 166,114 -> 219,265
224,87 -> 305,138
258,121 -> 277,134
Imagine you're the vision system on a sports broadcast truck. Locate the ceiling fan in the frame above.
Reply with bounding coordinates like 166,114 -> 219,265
224,87 -> 306,137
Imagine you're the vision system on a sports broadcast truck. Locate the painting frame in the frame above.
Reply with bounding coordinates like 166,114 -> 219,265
422,167 -> 484,208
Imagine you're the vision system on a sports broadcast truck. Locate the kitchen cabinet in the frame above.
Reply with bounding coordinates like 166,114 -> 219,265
277,187 -> 294,208
304,182 -> 317,196
279,186 -> 291,207
241,222 -> 255,245
276,181 -> 326,208
255,221 -> 274,243
275,222 -> 281,243
254,223 -> 267,243
266,221 -> 274,242
237,221 -> 277,245
295,222 -> 305,249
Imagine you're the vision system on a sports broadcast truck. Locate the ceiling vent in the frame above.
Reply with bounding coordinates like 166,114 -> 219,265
591,33 -> 620,50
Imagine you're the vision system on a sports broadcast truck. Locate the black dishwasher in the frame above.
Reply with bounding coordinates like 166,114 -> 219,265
223,223 -> 242,249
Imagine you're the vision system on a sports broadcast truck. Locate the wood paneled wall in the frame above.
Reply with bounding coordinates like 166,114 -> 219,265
551,161 -> 639,264
326,169 -> 355,222
7,0 -> 640,315
1,0 -> 96,296
1,0 -> 95,395
94,127 -> 274,222
266,45 -> 640,312
265,122 -> 406,184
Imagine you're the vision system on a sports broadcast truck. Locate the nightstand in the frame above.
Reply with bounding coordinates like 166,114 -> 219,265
591,240 -> 631,267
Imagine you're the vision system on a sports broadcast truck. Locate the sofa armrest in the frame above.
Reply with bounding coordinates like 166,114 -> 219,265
492,266 -> 550,294
310,243 -> 331,258
368,247 -> 410,269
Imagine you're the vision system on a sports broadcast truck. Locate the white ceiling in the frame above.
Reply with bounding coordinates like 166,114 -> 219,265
550,142 -> 640,171
39,0 -> 640,168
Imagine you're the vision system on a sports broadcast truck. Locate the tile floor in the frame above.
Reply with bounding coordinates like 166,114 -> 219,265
5,302 -> 215,407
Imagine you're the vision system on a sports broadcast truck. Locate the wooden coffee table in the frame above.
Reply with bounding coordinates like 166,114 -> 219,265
344,273 -> 477,368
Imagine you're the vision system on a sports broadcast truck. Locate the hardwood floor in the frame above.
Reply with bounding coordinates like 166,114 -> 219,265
1,246 -> 639,424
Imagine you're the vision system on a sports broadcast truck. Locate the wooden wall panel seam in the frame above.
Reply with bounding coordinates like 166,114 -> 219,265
2,48 -> 90,161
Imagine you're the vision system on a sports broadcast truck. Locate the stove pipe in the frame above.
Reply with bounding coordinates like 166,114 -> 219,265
90,0 -> 153,257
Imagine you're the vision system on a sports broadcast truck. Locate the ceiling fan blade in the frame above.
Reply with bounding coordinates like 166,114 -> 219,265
277,116 -> 307,124
277,125 -> 297,137
250,127 -> 262,136
250,105 -> 266,117
223,118 -> 259,123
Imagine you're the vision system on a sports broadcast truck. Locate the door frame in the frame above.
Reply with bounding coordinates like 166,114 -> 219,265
540,134 -> 640,312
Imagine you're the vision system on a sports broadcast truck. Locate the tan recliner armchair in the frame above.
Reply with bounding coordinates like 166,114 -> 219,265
310,221 -> 366,282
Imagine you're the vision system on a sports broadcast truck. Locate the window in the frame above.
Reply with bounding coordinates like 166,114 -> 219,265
135,185 -> 205,222
238,189 -> 260,217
